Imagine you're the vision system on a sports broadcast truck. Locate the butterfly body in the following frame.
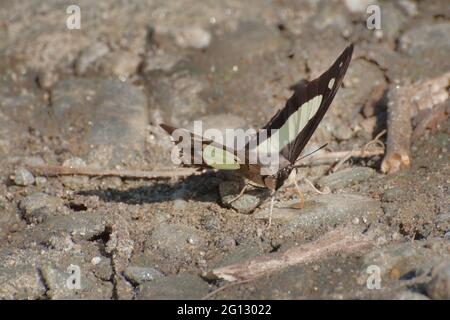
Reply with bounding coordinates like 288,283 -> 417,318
160,44 -> 354,214
236,156 -> 292,191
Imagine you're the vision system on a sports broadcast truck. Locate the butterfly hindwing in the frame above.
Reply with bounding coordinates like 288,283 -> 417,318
160,124 -> 241,170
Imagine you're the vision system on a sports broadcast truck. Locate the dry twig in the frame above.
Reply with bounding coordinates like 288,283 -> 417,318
296,148 -> 384,167
304,177 -> 330,195
382,72 -> 450,174
331,129 -> 386,173
25,165 -> 202,179
205,227 -> 372,283
25,146 -> 385,182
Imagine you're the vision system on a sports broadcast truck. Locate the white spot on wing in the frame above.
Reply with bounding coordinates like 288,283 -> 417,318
328,78 -> 335,89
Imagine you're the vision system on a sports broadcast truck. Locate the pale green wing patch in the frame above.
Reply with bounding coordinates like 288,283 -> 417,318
203,144 -> 240,170
257,95 -> 323,156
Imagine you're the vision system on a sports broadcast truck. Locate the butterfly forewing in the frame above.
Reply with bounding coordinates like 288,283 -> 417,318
258,44 -> 353,165
286,44 -> 353,163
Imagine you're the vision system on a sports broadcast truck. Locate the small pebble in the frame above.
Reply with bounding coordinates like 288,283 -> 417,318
99,51 -> 141,79
360,117 -> 377,135
187,234 -> 202,246
124,266 -> 164,285
398,0 -> 418,17
392,232 -> 402,241
37,69 -> 58,89
426,261 -> 450,299
143,51 -> 181,73
14,167 -> 35,186
219,181 -> 268,214
333,125 -> 353,141
220,237 -> 237,250
174,27 -> 211,49
63,157 -> 86,168
75,42 -> 110,75
344,0 -> 372,13
35,176 -> 47,185
201,215 -> 220,231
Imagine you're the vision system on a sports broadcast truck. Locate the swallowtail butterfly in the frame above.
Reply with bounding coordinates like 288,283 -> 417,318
160,44 -> 353,224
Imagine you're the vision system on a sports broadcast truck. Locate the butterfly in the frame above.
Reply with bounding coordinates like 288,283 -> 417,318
160,44 -> 353,225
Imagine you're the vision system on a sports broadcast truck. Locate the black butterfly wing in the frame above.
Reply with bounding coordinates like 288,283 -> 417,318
262,44 -> 353,164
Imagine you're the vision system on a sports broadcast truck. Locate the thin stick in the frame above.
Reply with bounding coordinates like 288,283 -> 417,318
382,84 -> 413,174
267,191 -> 276,228
205,227 -> 371,282
201,278 -> 256,300
24,146 -> 384,182
293,169 -> 305,208
295,148 -> 384,167
25,165 -> 203,179
228,184 -> 249,204
304,178 -> 330,195
364,129 -> 387,152
332,130 -> 386,173
381,72 -> 450,174
331,151 -> 353,173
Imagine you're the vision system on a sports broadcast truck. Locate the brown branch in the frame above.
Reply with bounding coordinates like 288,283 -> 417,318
381,85 -> 414,174
205,227 -> 372,283
25,165 -> 202,179
381,72 -> 450,174
296,148 -> 384,167
25,148 -> 385,181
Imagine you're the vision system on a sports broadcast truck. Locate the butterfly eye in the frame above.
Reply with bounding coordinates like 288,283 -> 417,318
339,61 -> 343,68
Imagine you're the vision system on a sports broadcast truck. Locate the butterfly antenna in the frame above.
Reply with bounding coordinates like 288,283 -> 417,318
293,143 -> 328,167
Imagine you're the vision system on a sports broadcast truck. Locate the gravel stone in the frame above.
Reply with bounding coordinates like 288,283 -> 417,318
14,167 -> 35,186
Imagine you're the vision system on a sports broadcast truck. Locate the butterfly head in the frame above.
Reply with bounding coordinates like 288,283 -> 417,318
263,166 -> 294,190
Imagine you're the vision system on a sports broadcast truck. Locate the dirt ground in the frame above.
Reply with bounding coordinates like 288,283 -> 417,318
0,0 -> 449,299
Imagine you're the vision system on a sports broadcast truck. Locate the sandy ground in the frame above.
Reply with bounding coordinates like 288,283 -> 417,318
0,0 -> 449,299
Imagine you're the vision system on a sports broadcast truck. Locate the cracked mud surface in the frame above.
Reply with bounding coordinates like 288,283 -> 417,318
0,0 -> 449,299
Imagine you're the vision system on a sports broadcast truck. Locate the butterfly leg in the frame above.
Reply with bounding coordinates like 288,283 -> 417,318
228,184 -> 249,204
268,189 -> 276,228
293,168 -> 305,209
